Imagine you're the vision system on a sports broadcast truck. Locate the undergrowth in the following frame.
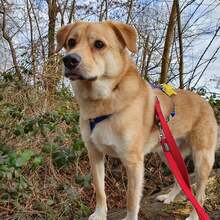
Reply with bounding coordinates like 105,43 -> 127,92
0,70 -> 219,220
0,73 -> 92,220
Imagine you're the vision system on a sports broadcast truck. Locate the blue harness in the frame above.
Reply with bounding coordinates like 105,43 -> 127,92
89,115 -> 111,131
89,110 -> 175,132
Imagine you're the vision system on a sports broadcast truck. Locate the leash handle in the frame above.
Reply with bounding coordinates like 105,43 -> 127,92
155,98 -> 210,220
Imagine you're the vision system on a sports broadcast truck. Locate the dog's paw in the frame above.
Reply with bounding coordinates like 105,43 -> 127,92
88,211 -> 107,220
185,213 -> 199,220
121,213 -> 138,220
185,217 -> 198,220
121,217 -> 138,220
156,194 -> 175,204
156,193 -> 177,204
156,194 -> 168,202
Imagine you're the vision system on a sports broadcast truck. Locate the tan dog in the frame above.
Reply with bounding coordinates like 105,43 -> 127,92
56,21 -> 218,220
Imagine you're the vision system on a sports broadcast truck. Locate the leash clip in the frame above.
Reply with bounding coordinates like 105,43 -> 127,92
162,142 -> 170,152
156,117 -> 170,152
156,118 -> 164,140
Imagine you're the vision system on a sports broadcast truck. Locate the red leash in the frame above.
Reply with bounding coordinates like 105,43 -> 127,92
155,98 -> 210,220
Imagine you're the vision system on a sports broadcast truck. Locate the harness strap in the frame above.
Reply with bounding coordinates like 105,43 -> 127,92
89,115 -> 111,131
155,98 -> 210,220
88,83 -> 176,132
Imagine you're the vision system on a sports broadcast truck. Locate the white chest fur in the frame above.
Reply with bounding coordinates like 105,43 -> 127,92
89,119 -> 131,157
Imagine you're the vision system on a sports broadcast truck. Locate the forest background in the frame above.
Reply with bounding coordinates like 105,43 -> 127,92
0,0 -> 220,219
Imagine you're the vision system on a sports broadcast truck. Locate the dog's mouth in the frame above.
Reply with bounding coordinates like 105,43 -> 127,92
64,68 -> 97,81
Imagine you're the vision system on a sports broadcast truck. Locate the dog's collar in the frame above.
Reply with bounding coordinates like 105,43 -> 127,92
89,114 -> 111,131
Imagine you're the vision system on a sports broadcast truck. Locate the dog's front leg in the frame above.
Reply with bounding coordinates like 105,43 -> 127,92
122,158 -> 144,220
88,147 -> 107,220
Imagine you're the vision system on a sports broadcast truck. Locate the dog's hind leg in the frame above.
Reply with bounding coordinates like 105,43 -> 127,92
87,147 -> 107,220
185,147 -> 215,220
185,123 -> 217,220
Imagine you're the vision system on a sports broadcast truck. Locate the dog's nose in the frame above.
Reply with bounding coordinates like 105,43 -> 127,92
63,53 -> 81,69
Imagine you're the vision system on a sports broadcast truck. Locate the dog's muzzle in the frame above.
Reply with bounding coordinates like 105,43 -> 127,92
63,53 -> 97,81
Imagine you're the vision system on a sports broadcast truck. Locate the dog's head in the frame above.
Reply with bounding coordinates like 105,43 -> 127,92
56,21 -> 137,81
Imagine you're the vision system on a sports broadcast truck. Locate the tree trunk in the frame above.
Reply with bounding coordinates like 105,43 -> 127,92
140,36 -> 149,78
27,0 -> 36,85
126,0 -> 133,24
68,0 -> 76,24
176,0 -> 184,89
99,0 -> 105,22
43,0 -> 60,103
160,0 -> 177,84
104,0 -> 108,20
48,0 -> 57,58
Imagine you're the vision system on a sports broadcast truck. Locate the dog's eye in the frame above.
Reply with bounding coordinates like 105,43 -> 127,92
68,38 -> 76,49
94,40 -> 105,49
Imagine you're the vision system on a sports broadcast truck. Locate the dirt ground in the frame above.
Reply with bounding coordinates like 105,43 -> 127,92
80,127 -> 220,220
83,169 -> 220,220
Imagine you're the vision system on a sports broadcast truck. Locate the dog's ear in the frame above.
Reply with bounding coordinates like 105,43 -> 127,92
107,22 -> 137,53
55,24 -> 74,53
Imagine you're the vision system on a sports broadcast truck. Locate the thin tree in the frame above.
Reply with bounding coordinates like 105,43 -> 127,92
126,0 -> 133,24
140,35 -> 149,77
68,0 -> 76,24
160,0 -> 177,84
47,0 -> 58,58
99,0 -> 108,21
26,0 -> 36,84
57,0 -> 68,26
176,0 -> 184,88
29,0 -> 46,60
44,0 -> 60,105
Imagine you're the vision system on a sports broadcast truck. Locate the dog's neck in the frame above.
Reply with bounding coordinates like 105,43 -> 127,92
72,58 -> 145,120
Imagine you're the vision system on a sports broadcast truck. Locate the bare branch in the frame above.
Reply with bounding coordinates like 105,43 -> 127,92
188,24 -> 220,88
